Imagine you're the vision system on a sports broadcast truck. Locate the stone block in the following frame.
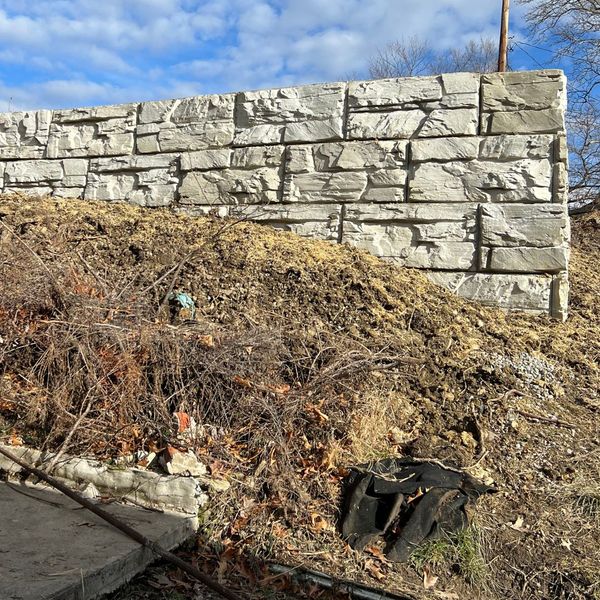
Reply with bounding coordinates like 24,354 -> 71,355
234,83 -> 345,145
62,159 -> 89,187
4,160 -> 64,184
553,162 -> 568,202
343,202 -> 477,269
284,141 -> 407,203
0,111 -> 52,159
478,134 -> 554,160
411,134 -> 554,163
481,109 -> 564,135
286,146 -> 314,173
409,158 -> 553,203
137,94 -> 235,153
347,73 -> 479,140
554,134 -> 568,163
179,167 -> 281,205
411,137 -> 480,162
90,154 -> 178,172
479,204 -> 568,273
481,70 -> 566,134
48,103 -> 137,158
52,187 -> 84,199
235,203 -> 341,240
284,172 -> 368,203
85,155 -> 178,207
480,246 -> 568,272
181,149 -> 231,171
348,73 -> 479,110
551,271 -> 569,320
3,185 -> 54,197
4,159 -> 88,194
480,204 -> 568,247
313,140 -> 407,171
427,271 -> 553,312
344,224 -> 475,269
344,202 -> 478,223
285,141 -> 406,174
347,108 -> 477,140
481,70 -> 566,112
231,145 -> 285,168
417,108 -> 479,138
176,203 -> 342,241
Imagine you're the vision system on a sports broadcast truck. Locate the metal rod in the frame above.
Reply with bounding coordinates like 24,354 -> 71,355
0,445 -> 245,600
498,0 -> 510,72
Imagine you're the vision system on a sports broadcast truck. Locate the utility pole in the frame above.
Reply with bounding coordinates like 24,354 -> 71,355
497,0 -> 510,72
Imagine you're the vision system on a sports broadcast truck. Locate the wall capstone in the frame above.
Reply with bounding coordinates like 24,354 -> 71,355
0,69 -> 570,317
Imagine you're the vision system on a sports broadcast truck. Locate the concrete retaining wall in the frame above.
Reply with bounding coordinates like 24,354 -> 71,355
0,69 -> 569,317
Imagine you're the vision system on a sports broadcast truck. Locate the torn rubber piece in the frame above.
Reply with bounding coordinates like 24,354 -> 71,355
340,457 -> 495,561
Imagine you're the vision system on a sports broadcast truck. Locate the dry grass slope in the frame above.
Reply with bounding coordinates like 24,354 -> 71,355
0,195 -> 598,599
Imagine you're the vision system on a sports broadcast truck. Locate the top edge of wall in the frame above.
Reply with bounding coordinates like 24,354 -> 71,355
0,69 -> 566,116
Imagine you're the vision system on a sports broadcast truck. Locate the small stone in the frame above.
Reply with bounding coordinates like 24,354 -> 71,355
162,448 -> 207,477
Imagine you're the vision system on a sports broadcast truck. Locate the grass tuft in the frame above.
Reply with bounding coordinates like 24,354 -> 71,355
410,524 -> 487,585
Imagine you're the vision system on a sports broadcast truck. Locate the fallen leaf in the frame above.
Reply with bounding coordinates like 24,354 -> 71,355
306,403 -> 330,423
8,432 -> 23,446
365,559 -> 386,581
509,516 -> 528,532
423,565 -> 438,590
197,334 -> 215,349
265,383 -> 291,395
173,412 -> 191,433
310,512 -> 334,532
365,545 -> 387,561
232,375 -> 253,388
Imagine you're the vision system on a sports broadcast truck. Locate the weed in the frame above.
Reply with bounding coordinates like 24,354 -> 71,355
410,524 -> 487,585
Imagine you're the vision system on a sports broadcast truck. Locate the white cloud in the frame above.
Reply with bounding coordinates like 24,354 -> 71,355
0,0 -> 529,109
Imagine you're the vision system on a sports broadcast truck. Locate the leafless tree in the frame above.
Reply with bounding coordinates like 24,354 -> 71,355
521,0 -> 600,99
368,36 -> 496,79
522,0 -> 600,212
431,38 -> 497,74
566,102 -> 600,212
368,36 -> 431,78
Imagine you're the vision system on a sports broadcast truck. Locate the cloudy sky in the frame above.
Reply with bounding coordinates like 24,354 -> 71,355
0,0 -> 546,111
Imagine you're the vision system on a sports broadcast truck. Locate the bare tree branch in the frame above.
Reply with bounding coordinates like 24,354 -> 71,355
521,0 -> 600,211
368,36 -> 496,80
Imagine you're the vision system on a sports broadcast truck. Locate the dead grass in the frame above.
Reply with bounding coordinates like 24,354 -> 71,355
0,195 -> 599,599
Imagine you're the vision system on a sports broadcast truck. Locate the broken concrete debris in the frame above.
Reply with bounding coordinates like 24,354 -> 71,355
340,458 -> 495,562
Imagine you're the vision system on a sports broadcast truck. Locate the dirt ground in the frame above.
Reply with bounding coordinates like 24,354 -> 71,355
0,195 -> 598,600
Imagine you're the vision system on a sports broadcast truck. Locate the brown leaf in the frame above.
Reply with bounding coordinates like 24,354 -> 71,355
232,375 -> 253,388
423,565 -> 438,590
197,334 -> 215,349
8,432 -> 24,446
509,515 -> 528,532
265,383 -> 291,395
365,545 -> 387,561
173,411 -> 191,433
310,512 -> 334,532
365,559 -> 386,581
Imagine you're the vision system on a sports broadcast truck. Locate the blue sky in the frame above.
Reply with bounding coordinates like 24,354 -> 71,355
0,0 -> 553,111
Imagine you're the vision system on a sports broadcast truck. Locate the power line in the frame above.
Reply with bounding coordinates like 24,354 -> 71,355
511,40 -> 548,70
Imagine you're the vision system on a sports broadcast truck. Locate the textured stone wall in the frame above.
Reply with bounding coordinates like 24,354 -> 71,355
0,70 -> 569,317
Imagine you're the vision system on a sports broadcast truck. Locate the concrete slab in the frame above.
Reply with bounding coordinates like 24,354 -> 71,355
0,481 -> 197,600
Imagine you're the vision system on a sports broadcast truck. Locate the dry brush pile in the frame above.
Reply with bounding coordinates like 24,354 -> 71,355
0,195 -> 598,599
